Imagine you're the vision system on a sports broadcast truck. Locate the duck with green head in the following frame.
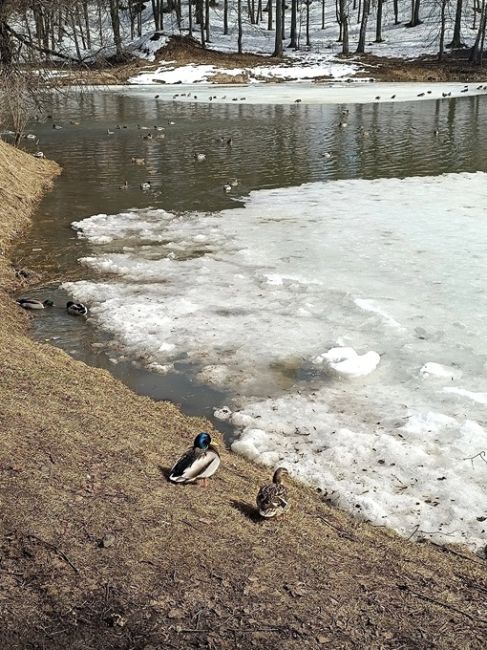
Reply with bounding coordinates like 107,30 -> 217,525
16,298 -> 53,310
169,432 -> 220,487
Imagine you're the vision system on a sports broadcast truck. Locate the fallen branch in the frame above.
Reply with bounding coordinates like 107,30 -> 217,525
26,533 -> 79,575
5,24 -> 82,64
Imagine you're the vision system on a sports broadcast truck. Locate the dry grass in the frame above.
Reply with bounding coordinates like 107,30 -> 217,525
0,140 -> 486,649
354,52 -> 487,83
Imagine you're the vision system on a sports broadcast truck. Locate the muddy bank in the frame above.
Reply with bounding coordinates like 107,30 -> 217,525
0,140 -> 486,649
49,37 -> 487,86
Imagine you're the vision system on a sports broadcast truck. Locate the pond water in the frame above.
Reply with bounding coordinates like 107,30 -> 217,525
14,85 -> 487,549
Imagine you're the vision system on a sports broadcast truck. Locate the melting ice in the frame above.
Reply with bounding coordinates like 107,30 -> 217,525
65,172 -> 487,549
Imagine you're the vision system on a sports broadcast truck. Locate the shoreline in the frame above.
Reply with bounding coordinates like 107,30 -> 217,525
45,42 -> 487,88
1,142 -> 487,647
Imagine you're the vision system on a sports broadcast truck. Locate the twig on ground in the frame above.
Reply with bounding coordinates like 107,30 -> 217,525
430,541 -> 486,567
311,513 -> 358,542
462,450 -> 487,468
26,533 -> 79,575
401,584 -> 487,626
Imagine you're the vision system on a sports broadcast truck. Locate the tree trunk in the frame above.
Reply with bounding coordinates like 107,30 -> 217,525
356,0 -> 370,53
248,0 -> 256,23
189,0 -> 193,35
205,0 -> 210,41
321,0 -> 326,28
98,2 -> 104,44
438,0 -> 447,60
0,21 -> 13,65
83,1 -> 91,49
224,0 -> 228,33
375,0 -> 383,42
76,6 -> 87,50
196,0 -> 206,46
109,0 -> 123,59
413,0 -> 422,25
306,0 -> 311,45
338,0 -> 349,52
447,0 -> 465,48
473,0 -> 478,29
268,0 -> 273,30
273,0 -> 283,55
176,0 -> 182,30
138,3 -> 143,36
393,0 -> 399,24
408,0 -> 422,27
238,0 -> 243,52
470,0 -> 487,63
281,0 -> 285,39
289,0 -> 297,48
342,14 -> 349,54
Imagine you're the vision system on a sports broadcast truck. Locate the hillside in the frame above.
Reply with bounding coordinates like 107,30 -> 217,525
0,141 -> 486,648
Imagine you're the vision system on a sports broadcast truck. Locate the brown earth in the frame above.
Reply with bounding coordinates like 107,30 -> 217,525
1,140 -> 487,649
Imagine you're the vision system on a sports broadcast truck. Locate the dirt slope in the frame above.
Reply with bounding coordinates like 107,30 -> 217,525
0,140 -> 486,649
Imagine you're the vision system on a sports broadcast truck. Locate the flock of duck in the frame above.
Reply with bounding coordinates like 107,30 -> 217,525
28,100 -> 240,194
15,298 -> 289,517
169,432 -> 290,519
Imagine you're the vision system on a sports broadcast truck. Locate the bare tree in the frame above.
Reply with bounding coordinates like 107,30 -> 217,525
470,0 -> 487,63
289,0 -> 297,48
238,0 -> 243,52
108,0 -> 124,59
393,0 -> 400,24
375,0 -> 384,42
447,0 -> 466,48
356,0 -> 370,53
407,0 -> 422,27
438,0 -> 447,59
273,0 -> 283,55
338,0 -> 349,54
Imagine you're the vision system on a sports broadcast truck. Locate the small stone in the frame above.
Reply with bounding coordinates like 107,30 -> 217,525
98,533 -> 115,548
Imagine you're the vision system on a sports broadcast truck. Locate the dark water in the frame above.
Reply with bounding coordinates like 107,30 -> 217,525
11,86 -> 487,432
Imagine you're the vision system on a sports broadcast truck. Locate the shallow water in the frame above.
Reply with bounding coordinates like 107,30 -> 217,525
13,87 -> 487,547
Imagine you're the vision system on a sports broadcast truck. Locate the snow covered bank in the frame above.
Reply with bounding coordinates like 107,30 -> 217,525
65,172 -> 487,549
128,58 -> 360,85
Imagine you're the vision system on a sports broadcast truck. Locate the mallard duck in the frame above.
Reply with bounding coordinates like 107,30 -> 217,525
194,153 -> 206,162
16,298 -> 53,310
140,181 -> 151,191
66,301 -> 88,316
256,468 -> 290,518
169,432 -> 220,486
223,183 -> 232,193
119,180 -> 128,190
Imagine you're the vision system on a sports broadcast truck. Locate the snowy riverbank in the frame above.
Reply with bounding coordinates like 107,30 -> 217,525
65,172 -> 487,551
